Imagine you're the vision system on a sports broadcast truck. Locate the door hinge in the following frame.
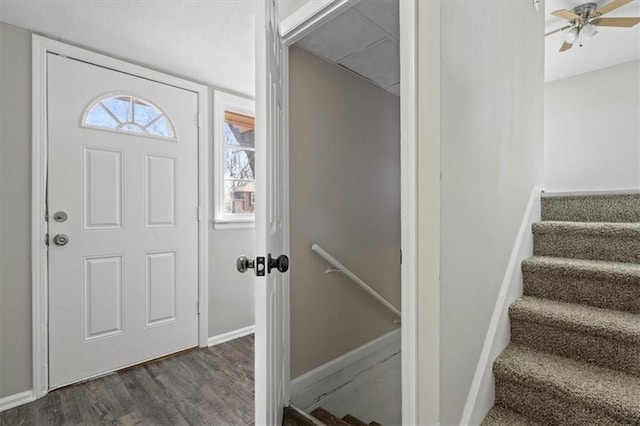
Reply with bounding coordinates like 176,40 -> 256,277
45,233 -> 49,246
197,206 -> 203,222
197,301 -> 200,314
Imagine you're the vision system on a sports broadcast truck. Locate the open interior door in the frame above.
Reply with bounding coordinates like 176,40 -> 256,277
253,0 -> 289,424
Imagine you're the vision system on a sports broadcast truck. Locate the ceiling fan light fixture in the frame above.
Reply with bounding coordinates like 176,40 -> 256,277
581,23 -> 599,41
564,27 -> 579,44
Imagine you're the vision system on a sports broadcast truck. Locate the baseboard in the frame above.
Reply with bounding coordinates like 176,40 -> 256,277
460,186 -> 542,425
207,325 -> 255,347
0,390 -> 35,412
542,188 -> 640,197
290,328 -> 401,425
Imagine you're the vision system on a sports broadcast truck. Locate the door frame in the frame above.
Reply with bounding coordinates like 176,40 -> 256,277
31,35 -> 210,398
279,1 -> 419,423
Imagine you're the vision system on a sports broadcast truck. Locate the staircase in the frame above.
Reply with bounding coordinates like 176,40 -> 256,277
283,406 -> 383,426
483,192 -> 640,425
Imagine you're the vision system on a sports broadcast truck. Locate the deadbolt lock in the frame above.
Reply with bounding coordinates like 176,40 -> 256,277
53,211 -> 68,222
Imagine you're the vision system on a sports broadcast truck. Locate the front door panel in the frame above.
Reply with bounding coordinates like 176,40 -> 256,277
47,54 -> 199,388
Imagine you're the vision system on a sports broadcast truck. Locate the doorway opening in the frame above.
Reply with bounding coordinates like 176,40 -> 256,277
286,2 -> 402,424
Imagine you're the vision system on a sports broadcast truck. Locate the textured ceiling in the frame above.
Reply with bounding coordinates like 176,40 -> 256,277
0,0 -> 255,96
295,0 -> 400,96
545,0 -> 640,81
4,0 -> 633,91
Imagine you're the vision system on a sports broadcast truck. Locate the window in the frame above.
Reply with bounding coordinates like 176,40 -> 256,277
83,94 -> 176,140
213,91 -> 256,228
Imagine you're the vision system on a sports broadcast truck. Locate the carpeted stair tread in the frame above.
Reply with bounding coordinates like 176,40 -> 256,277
494,345 -> 640,423
481,406 -> 541,425
342,414 -> 368,426
510,297 -> 640,373
368,423 -> 382,426
510,297 -> 640,341
522,256 -> 640,313
310,408 -> 349,426
523,255 -> 640,281
532,221 -> 640,263
533,220 -> 640,236
541,192 -> 640,223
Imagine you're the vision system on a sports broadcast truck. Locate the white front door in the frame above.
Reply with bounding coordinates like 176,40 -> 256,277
254,0 -> 289,424
47,53 -> 199,389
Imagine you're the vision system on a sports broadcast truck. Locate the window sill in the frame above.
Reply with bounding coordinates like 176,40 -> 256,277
212,220 -> 255,231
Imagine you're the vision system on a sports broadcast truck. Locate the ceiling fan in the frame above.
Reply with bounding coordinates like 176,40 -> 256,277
545,0 -> 640,52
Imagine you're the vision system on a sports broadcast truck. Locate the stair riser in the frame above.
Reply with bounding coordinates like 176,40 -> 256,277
541,194 -> 640,223
510,320 -> 640,376
533,233 -> 640,263
495,379 -> 636,425
523,271 -> 640,314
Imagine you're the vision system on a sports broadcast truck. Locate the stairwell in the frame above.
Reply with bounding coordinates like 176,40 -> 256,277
283,406 -> 383,426
483,192 -> 640,425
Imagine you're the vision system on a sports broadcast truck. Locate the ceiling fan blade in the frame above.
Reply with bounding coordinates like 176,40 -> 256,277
595,0 -> 633,16
593,17 -> 640,27
545,25 -> 571,36
552,9 -> 581,20
559,41 -> 574,52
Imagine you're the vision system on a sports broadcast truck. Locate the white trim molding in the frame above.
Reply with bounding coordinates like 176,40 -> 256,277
279,0 -> 362,45
31,35 -> 210,399
0,391 -> 35,413
207,325 -> 256,348
399,0 -> 419,424
461,187 -> 543,425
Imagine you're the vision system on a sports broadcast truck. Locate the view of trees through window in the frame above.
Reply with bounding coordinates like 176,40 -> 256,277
223,111 -> 256,215
85,95 -> 175,139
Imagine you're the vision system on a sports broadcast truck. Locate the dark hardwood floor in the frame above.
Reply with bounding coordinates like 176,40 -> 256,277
0,335 -> 255,426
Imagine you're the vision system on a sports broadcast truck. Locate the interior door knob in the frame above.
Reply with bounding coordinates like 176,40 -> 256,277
268,254 -> 289,273
53,233 -> 69,246
237,255 -> 266,276
236,256 -> 254,273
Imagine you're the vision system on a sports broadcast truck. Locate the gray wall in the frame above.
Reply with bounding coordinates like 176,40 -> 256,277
208,226 -> 254,336
545,60 -> 640,192
435,2 -> 545,424
288,46 -> 400,378
0,22 -> 33,399
0,22 -> 255,399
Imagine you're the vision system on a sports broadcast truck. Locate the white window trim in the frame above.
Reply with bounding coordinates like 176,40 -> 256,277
213,90 -> 256,230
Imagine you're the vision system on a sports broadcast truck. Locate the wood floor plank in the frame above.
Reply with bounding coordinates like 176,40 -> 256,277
0,335 -> 255,425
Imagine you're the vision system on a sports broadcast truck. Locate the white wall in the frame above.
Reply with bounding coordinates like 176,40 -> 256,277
0,22 -> 255,400
416,1 -> 545,424
545,60 -> 640,192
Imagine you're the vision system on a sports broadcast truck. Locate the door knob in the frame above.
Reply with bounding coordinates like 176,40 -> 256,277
236,255 -> 255,273
237,255 -> 266,276
53,234 -> 69,246
268,254 -> 289,273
